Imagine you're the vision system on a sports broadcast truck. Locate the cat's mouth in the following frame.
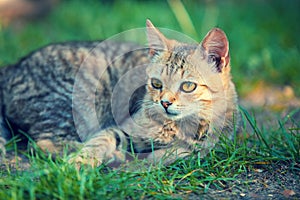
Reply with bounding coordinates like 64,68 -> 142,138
154,103 -> 182,119
165,110 -> 179,116
164,110 -> 181,119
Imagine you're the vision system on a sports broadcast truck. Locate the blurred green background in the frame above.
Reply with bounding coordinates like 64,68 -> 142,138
0,0 -> 299,97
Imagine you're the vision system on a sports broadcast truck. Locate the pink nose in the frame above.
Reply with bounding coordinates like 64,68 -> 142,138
161,100 -> 172,108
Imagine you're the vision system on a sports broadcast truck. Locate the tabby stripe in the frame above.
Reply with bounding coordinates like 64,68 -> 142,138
114,130 -> 122,148
164,52 -> 173,76
39,58 -> 70,100
106,65 -> 117,88
180,58 -> 185,68
18,92 -> 52,104
9,74 -> 27,91
173,64 -> 179,75
165,63 -> 170,75
56,53 -> 76,94
123,132 -> 140,153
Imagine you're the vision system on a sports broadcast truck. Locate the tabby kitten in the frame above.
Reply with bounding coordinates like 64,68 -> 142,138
0,20 -> 239,166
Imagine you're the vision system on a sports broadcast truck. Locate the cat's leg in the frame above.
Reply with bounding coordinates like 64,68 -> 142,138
0,90 -> 9,157
25,127 -> 81,157
0,116 -> 10,157
0,87 -> 9,159
147,147 -> 191,165
148,121 -> 190,164
71,127 -> 128,167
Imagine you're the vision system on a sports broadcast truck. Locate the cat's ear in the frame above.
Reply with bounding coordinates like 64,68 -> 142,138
201,28 -> 230,73
146,19 -> 169,56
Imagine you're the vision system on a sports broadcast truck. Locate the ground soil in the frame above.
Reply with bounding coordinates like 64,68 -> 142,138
201,162 -> 300,200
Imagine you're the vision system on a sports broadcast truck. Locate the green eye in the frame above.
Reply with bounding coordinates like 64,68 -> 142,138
151,78 -> 163,89
180,81 -> 197,93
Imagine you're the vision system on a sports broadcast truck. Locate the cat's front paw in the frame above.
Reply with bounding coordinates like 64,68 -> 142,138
68,154 -> 103,170
68,148 -> 126,170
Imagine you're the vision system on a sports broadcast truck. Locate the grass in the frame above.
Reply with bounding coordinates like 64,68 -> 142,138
0,108 -> 299,199
0,0 -> 299,199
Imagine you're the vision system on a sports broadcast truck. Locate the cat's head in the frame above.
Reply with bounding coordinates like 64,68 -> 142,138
145,19 -> 231,121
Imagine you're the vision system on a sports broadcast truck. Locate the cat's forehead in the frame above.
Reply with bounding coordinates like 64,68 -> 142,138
168,45 -> 197,61
158,49 -> 200,75
148,57 -> 202,83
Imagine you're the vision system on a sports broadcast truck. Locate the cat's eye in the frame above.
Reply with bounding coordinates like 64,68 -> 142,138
180,81 -> 197,93
151,78 -> 163,89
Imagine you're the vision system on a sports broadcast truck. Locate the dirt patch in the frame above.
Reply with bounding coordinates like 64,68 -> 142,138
198,162 -> 300,200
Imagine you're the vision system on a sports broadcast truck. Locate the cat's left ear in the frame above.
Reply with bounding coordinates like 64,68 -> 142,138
146,19 -> 169,56
201,28 -> 230,73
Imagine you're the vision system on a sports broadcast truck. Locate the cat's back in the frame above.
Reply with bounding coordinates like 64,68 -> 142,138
1,40 -> 147,94
0,40 -> 148,136
1,41 -> 99,107
1,41 -> 95,87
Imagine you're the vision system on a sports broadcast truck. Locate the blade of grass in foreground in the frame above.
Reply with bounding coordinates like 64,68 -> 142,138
239,106 -> 271,151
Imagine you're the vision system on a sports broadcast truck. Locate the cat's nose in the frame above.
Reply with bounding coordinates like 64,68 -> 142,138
161,100 -> 172,108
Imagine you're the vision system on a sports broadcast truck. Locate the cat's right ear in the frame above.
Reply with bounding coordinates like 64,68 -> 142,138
146,19 -> 169,56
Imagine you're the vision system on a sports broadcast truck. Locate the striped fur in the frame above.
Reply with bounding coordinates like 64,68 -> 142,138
0,20 -> 239,166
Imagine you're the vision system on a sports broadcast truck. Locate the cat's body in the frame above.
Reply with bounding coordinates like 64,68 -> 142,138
0,20 -> 239,166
